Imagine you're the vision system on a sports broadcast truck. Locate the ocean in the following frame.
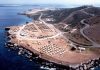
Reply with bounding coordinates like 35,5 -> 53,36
0,5 -> 100,70
0,5 -> 43,70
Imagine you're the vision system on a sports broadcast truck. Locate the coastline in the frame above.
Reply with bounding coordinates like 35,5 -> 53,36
5,8 -> 100,70
5,22 -> 100,70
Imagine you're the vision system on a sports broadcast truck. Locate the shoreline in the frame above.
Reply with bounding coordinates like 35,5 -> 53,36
4,8 -> 100,70
5,22 -> 100,70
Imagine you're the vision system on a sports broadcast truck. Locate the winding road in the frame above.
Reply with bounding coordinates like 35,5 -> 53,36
17,8 -> 100,47
80,19 -> 100,47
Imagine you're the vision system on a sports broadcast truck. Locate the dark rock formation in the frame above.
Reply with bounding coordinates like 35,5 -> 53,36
5,27 -> 10,31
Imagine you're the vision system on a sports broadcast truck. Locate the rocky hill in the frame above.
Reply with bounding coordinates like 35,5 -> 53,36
29,5 -> 100,27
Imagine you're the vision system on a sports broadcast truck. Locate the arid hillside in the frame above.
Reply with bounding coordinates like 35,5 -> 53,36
84,16 -> 100,44
27,5 -> 100,47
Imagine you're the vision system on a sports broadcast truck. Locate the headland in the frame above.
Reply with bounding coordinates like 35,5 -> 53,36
5,7 -> 100,70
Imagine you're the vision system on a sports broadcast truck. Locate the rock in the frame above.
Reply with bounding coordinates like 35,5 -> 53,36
6,32 -> 11,36
5,27 -> 10,31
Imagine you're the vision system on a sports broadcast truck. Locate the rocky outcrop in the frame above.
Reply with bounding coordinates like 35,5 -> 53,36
5,27 -> 10,31
5,40 -> 100,70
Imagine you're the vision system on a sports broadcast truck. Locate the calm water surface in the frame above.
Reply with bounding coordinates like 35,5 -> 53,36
0,6 -> 42,70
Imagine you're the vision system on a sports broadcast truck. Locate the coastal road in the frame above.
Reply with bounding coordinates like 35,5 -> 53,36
17,25 -> 26,39
16,10 -> 62,41
17,8 -> 100,48
39,13 -> 61,32
19,32 -> 62,41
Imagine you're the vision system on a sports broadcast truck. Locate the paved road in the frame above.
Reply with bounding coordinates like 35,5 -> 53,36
80,19 -> 100,47
80,7 -> 95,17
80,8 -> 100,47
16,11 -> 62,41
63,7 -> 94,29
17,8 -> 100,47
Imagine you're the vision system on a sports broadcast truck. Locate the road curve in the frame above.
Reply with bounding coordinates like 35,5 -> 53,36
16,12 -> 62,41
80,19 -> 100,47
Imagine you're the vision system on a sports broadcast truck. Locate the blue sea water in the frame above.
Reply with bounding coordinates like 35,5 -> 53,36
0,5 -> 43,70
